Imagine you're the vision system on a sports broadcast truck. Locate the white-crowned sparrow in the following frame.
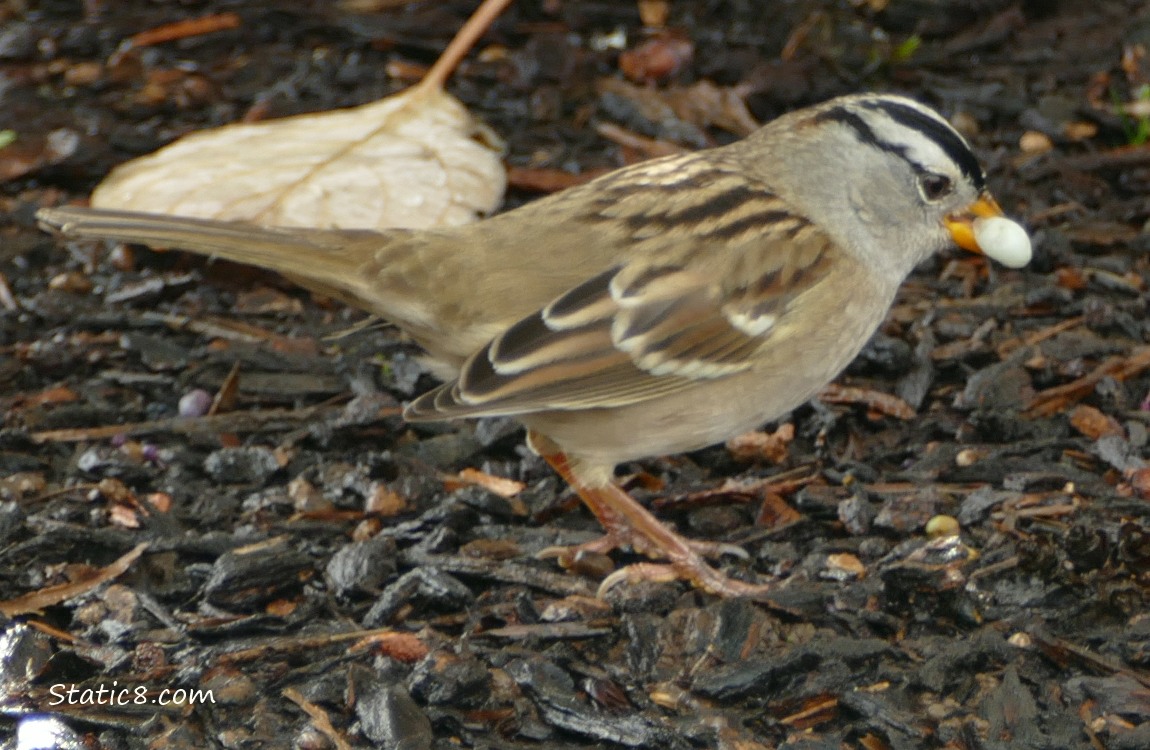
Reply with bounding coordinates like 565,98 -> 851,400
37,93 -> 1032,599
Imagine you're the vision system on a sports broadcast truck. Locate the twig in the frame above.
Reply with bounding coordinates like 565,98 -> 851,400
283,688 -> 354,750
0,543 -> 149,617
1025,346 -> 1150,418
219,627 -> 425,663
996,315 -> 1086,359
595,121 -> 687,158
127,12 -> 241,47
0,272 -> 17,311
28,402 -> 373,443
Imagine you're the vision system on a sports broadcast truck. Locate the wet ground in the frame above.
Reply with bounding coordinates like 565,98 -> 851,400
3,0 -> 1150,748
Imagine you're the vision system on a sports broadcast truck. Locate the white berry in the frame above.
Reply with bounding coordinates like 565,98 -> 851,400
973,216 -> 1031,269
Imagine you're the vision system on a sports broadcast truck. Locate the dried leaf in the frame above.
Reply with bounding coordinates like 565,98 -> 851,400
0,472 -> 46,500
1064,121 -> 1098,140
819,384 -> 916,420
1019,130 -> 1053,154
455,467 -> 526,498
146,492 -> 172,513
358,631 -> 430,662
366,483 -> 408,516
661,80 -> 761,136
1069,405 -> 1125,440
824,552 -> 866,580
0,128 -> 80,183
1126,467 -> 1150,500
637,0 -> 670,27
507,165 -> 611,193
210,361 -> 242,415
618,33 -> 693,83
9,384 -> 80,409
91,82 -> 505,231
755,491 -> 803,530
233,286 -> 305,315
726,424 -> 795,464
109,504 -> 141,529
1055,267 -> 1089,291
597,77 -> 759,143
1062,221 -> 1140,247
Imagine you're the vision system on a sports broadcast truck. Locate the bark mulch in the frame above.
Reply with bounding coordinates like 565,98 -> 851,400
2,1 -> 1150,748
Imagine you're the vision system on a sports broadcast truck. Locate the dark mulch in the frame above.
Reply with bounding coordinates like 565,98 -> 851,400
3,1 -> 1150,748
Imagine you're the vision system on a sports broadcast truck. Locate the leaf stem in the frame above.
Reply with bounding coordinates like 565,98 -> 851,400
421,0 -> 514,92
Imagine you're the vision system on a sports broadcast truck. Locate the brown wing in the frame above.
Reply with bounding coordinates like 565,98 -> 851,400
404,211 -> 843,421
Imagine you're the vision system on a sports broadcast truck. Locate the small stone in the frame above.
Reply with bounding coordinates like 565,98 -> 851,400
203,446 -> 282,484
178,389 -> 214,417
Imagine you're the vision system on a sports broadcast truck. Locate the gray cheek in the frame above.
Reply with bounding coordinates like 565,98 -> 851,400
847,181 -> 905,227
847,183 -> 874,224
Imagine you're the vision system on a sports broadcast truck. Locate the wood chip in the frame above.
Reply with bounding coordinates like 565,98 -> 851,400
0,543 -> 149,617
1025,347 -> 1150,418
819,384 -> 916,419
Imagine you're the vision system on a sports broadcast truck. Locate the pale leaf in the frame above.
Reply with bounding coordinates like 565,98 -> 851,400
91,84 -> 506,230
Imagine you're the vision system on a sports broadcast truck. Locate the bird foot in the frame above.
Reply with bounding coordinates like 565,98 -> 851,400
536,532 -> 748,567
597,561 -> 776,600
536,443 -> 772,600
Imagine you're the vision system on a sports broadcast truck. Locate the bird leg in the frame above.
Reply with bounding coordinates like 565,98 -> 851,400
533,441 -> 774,599
536,497 -> 746,562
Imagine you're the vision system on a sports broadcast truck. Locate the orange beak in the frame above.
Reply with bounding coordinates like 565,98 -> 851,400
944,192 -> 1005,253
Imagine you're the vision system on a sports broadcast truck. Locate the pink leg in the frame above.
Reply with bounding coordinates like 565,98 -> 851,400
536,446 -> 774,599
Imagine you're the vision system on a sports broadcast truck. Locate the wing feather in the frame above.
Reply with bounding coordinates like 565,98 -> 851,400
405,172 -> 850,421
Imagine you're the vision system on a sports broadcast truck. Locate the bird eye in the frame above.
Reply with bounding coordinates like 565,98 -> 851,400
919,173 -> 953,201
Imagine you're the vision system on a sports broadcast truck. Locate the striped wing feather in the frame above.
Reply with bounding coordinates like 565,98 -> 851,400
404,167 -> 841,420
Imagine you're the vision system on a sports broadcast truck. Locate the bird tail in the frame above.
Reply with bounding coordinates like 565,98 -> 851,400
36,206 -> 388,302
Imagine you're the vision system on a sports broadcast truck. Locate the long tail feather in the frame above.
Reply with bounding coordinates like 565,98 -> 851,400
36,206 -> 383,286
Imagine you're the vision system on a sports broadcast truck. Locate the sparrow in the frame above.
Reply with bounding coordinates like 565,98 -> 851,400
38,93 -> 1031,598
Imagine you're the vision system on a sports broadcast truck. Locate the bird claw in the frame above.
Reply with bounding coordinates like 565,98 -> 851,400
597,561 -> 775,600
536,445 -> 773,600
542,536 -> 767,599
536,534 -> 749,565
694,540 -> 751,560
